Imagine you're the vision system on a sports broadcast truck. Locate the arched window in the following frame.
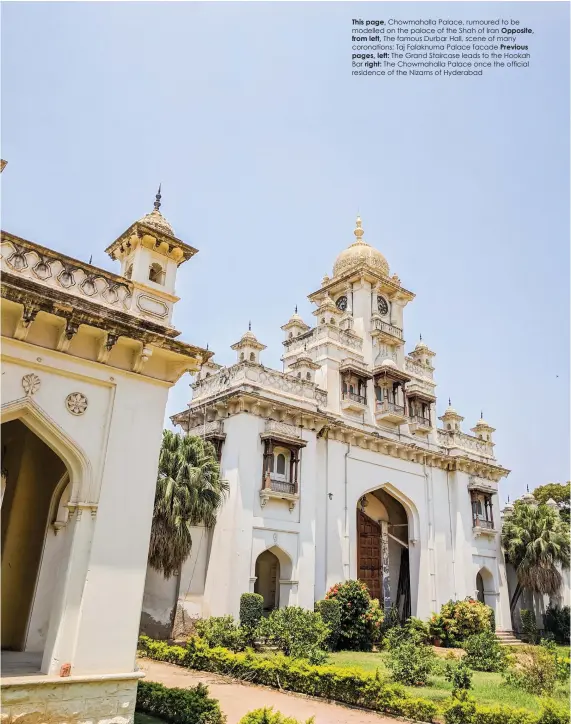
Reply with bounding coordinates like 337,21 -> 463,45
297,372 -> 301,379
306,372 -> 311,380
240,352 -> 245,361
249,352 -> 255,362
272,447 -> 290,481
149,263 -> 164,285
288,332 -> 293,339
447,423 -> 451,430
124,263 -> 133,280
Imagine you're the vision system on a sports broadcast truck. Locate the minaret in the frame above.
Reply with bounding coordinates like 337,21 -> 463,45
105,186 -> 198,325
281,307 -> 310,341
471,413 -> 495,443
230,324 -> 266,364
439,400 -> 464,432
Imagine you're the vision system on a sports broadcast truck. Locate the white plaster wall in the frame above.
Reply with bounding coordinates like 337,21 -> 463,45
2,337 -> 171,676
140,567 -> 178,637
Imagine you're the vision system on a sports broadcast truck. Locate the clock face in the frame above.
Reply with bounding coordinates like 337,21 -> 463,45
336,296 -> 348,312
377,296 -> 389,316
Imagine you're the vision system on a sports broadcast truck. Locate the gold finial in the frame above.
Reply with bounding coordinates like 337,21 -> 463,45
354,215 -> 365,240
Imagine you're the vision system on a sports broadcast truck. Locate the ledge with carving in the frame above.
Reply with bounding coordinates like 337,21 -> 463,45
308,266 -> 415,305
404,356 -> 434,380
190,360 -> 328,409
437,428 -> 495,460
1,275 -> 209,381
283,325 -> 362,354
172,390 -> 510,482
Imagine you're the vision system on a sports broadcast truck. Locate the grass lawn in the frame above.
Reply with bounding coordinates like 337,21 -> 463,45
328,650 -> 570,714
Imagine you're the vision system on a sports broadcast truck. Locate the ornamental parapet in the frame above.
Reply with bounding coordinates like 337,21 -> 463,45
437,428 -> 495,460
404,356 -> 434,380
283,325 -> 362,353
191,361 -> 328,408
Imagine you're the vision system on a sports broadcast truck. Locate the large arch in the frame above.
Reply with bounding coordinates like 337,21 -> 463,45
353,483 -> 420,622
1,396 -> 92,503
1,397 -> 92,674
476,566 -> 498,622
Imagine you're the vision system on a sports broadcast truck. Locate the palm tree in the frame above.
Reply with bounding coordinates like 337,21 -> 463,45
148,430 -> 229,578
502,501 -> 570,614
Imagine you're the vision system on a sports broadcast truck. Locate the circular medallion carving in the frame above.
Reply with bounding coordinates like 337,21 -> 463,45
66,392 -> 88,416
22,373 -> 41,396
377,295 -> 389,316
336,295 -> 348,312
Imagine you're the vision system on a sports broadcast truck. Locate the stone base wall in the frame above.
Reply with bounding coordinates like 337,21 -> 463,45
1,675 -> 139,724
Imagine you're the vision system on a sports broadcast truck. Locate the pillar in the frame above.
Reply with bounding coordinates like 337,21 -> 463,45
380,521 -> 391,612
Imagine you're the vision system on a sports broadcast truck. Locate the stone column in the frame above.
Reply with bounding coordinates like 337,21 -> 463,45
380,521 -> 391,612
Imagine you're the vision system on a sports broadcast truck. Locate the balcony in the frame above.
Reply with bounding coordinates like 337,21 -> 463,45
472,517 -> 497,537
371,319 -> 404,345
260,473 -> 298,511
341,391 -> 367,412
409,414 -> 432,433
375,400 -> 407,425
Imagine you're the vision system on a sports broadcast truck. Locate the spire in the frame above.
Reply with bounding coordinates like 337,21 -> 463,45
153,184 -> 162,212
248,320 -> 251,331
295,305 -> 298,314
448,397 -> 451,406
481,410 -> 484,419
420,333 -> 422,341
354,215 -> 364,240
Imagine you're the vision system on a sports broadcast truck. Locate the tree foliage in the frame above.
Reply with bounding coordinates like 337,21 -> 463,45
533,482 -> 570,525
502,501 -> 570,612
149,431 -> 229,578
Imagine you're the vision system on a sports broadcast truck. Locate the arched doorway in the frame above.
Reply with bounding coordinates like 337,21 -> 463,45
357,489 -> 411,621
254,549 -> 280,612
476,567 -> 496,624
1,420 -> 67,655
476,572 -> 485,603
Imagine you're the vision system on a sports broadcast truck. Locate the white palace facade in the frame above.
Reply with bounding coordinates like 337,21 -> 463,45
142,216 -> 513,635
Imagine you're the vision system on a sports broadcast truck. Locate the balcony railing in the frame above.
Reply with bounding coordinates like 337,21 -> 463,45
473,518 -> 494,530
376,401 -> 405,415
343,391 -> 366,405
372,319 -> 403,340
409,414 -> 431,428
268,476 -> 296,495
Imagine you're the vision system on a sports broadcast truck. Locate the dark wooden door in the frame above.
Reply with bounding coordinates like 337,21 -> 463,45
357,510 -> 382,601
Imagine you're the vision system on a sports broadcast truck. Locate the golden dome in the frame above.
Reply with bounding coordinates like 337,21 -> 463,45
333,216 -> 389,278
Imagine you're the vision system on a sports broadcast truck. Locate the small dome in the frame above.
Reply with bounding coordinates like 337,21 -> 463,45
521,492 -> 536,504
241,329 -> 258,342
380,358 -> 397,369
415,340 -> 429,352
546,498 -> 559,509
139,209 -> 175,236
502,502 -> 514,515
445,404 -> 457,415
476,417 -> 490,427
333,216 -> 389,278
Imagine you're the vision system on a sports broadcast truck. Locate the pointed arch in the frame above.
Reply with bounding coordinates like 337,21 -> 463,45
1,396 -> 92,503
358,481 -> 420,542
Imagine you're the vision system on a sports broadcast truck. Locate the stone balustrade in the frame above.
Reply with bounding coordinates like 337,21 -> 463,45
265,419 -> 302,439
186,420 -> 225,437
437,429 -> 495,459
404,356 -> 434,380
192,361 -> 328,407
284,326 -> 362,353
372,318 -> 403,340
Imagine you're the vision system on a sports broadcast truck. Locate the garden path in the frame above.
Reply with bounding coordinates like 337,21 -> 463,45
137,658 -> 397,724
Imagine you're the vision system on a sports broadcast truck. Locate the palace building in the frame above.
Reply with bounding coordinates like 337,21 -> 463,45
1,185 -> 208,723
142,216 -> 513,635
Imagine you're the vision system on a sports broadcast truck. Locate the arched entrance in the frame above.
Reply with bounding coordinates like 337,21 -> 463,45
476,572 -> 485,603
254,549 -> 280,612
1,419 -> 68,656
357,488 -> 411,621
476,567 -> 497,623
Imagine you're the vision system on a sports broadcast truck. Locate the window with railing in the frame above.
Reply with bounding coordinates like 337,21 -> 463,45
262,440 -> 299,495
341,372 -> 367,405
471,491 -> 494,529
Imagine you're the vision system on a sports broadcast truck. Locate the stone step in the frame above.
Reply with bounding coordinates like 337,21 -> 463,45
496,631 -> 524,646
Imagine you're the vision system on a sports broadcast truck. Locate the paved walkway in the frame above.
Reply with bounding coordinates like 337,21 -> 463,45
138,658 -> 396,724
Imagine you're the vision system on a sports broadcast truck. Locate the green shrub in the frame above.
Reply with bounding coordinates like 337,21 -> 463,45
444,659 -> 473,691
365,598 -> 385,643
539,640 -> 570,683
473,703 -> 534,723
240,593 -> 264,631
238,708 -> 314,724
257,606 -> 328,661
464,629 -> 507,672
407,616 -> 431,644
315,598 -> 341,650
543,604 -> 570,645
520,609 -> 539,644
138,635 -> 438,721
194,616 -> 246,652
504,645 -> 559,695
386,617 -> 430,649
535,699 -> 571,724
443,690 -> 477,724
386,640 -> 435,686
136,680 -> 225,724
437,598 -> 493,647
324,580 -> 376,650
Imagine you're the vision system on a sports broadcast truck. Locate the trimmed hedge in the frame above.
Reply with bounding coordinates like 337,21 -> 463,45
240,593 -> 264,631
138,635 -> 437,721
138,636 -> 569,724
238,708 -> 313,724
136,680 -> 225,724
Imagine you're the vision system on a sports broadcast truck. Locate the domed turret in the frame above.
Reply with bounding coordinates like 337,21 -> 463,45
439,399 -> 464,432
332,216 -> 390,278
138,185 -> 175,236
231,323 -> 266,364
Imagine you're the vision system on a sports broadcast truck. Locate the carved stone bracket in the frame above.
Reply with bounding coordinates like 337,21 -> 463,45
14,304 -> 39,341
96,331 -> 119,364
56,319 -> 79,353
132,343 -> 153,373
66,502 -> 98,520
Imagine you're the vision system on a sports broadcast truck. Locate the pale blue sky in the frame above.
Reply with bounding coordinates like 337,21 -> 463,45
2,2 -> 569,503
